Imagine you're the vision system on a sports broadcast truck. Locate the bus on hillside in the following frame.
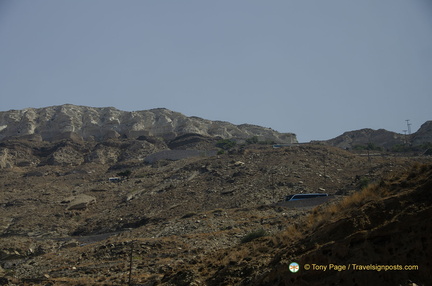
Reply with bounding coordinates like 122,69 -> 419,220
285,193 -> 328,201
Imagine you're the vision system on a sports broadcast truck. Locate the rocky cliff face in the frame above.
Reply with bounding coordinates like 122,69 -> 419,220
0,104 -> 297,143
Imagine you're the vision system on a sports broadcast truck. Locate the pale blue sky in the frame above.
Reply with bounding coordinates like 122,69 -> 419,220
1,0 -> 431,142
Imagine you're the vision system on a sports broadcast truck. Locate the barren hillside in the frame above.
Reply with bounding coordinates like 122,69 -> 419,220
0,105 -> 296,144
1,139 -> 430,285
177,163 -> 432,286
322,121 -> 432,151
1,105 -> 431,285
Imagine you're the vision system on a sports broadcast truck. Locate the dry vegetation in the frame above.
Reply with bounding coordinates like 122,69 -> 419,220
178,163 -> 432,286
1,140 -> 431,285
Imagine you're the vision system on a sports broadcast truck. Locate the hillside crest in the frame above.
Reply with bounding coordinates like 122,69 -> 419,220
322,121 -> 432,149
0,104 -> 297,143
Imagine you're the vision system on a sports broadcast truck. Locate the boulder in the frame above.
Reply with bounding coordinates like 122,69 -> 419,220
65,194 -> 96,210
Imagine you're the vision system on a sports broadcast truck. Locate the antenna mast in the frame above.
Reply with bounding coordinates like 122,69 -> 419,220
405,119 -> 412,135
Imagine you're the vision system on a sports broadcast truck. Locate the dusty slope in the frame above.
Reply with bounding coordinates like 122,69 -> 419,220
164,164 -> 432,286
0,142 -> 431,285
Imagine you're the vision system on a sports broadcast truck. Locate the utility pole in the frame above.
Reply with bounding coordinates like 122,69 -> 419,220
405,120 -> 412,146
367,134 -> 372,172
403,130 -> 408,145
128,240 -> 135,286
405,119 -> 412,135
323,152 -> 327,185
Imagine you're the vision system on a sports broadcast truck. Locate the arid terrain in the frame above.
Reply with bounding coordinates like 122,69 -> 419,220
0,105 -> 431,285
1,137 -> 431,285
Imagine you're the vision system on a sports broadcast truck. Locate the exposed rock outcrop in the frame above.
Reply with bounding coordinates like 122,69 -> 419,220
0,142 -> 40,168
324,128 -> 408,149
0,137 -> 168,169
323,121 -> 432,150
0,105 -> 297,144
63,194 -> 97,211
411,120 -> 432,146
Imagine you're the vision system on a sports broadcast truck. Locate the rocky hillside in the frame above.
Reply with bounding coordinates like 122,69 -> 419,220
0,104 -> 296,144
322,128 -> 406,149
0,137 -> 167,168
163,163 -> 432,286
411,121 -> 432,146
1,141 -> 430,285
0,105 -> 431,285
322,121 -> 432,150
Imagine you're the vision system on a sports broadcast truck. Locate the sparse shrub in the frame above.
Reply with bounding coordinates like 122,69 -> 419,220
353,143 -> 382,151
216,139 -> 236,150
358,177 -> 371,190
241,228 -> 267,244
258,139 -> 276,145
303,181 -> 388,232
117,170 -> 132,178
271,224 -> 303,247
339,183 -> 383,210
391,142 -> 432,153
134,172 -> 146,178
245,136 -> 275,145
246,136 -> 259,145
391,144 -> 411,153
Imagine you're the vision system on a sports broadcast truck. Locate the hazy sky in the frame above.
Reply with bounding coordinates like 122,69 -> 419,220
1,1 -> 431,142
